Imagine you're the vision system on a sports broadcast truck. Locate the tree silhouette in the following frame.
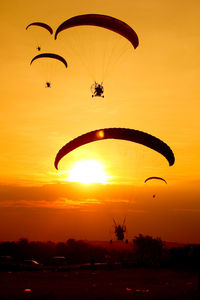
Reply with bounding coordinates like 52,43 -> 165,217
133,234 -> 163,267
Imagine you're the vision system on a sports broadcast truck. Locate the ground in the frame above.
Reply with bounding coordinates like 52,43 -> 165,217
0,268 -> 199,299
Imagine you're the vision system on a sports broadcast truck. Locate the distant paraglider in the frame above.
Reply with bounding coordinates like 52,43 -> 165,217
110,218 -> 128,244
30,53 -> 68,68
45,81 -> 51,88
30,53 -> 68,87
26,22 -> 53,52
91,82 -> 104,98
113,218 -> 126,241
54,128 -> 175,170
145,177 -> 167,199
26,22 -> 53,35
144,177 -> 167,184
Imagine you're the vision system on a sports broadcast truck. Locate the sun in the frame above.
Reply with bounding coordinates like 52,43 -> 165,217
67,160 -> 109,184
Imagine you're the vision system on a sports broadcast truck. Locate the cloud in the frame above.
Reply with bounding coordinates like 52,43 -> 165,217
1,180 -> 200,215
173,208 -> 200,213
1,181 -> 200,243
0,182 -> 139,209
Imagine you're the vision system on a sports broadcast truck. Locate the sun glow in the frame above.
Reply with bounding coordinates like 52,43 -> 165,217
67,160 -> 109,184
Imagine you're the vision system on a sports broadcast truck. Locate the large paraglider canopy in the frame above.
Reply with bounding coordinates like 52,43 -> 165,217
144,177 -> 167,184
26,22 -> 53,35
55,14 -> 139,49
54,128 -> 175,170
30,53 -> 68,68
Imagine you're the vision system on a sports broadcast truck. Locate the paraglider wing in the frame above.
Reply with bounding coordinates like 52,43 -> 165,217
30,53 -> 68,68
122,217 -> 126,227
55,14 -> 139,49
113,219 -> 117,227
26,22 -> 53,35
54,128 -> 175,170
144,177 -> 167,184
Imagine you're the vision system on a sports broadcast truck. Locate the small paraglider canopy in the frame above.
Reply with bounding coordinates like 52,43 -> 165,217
55,14 -> 139,49
54,128 -> 175,170
30,53 -> 68,88
144,177 -> 167,184
26,22 -> 53,35
144,177 -> 167,199
30,53 -> 68,68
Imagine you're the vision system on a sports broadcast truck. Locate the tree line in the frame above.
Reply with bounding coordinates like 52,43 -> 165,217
0,235 -> 200,269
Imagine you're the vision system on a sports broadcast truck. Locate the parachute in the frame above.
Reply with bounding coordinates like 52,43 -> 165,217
30,53 -> 68,68
144,177 -> 167,184
54,128 -> 175,170
54,14 -> 139,49
26,22 -> 53,35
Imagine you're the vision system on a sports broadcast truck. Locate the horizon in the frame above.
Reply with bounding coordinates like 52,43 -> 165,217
0,236 -> 192,249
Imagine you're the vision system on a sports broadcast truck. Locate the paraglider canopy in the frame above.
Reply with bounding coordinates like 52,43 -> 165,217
144,177 -> 167,184
30,53 -> 68,88
30,53 -> 68,68
54,128 -> 175,170
55,14 -> 139,49
26,22 -> 53,35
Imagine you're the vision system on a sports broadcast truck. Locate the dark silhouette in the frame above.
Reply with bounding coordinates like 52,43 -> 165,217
1,236 -> 200,273
133,234 -> 163,267
91,256 -> 96,273
30,53 -> 68,68
46,81 -> 51,88
91,81 -> 104,98
144,177 -> 167,184
26,22 -> 53,35
54,128 -> 175,170
54,14 -> 139,50
113,218 -> 126,241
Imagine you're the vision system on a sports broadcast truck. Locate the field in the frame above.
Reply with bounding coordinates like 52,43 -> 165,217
0,268 -> 199,300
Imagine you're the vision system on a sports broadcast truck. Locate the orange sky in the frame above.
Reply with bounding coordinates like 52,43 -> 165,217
0,0 -> 200,243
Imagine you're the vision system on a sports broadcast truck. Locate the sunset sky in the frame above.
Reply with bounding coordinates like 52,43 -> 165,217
0,0 -> 200,243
